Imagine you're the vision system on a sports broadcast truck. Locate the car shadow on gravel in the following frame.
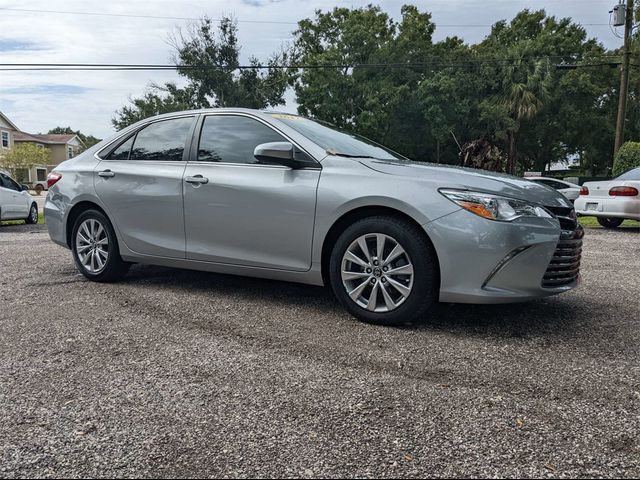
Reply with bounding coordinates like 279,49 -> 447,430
122,264 -> 592,340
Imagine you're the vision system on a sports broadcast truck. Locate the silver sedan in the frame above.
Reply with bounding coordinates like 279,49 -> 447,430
45,109 -> 582,325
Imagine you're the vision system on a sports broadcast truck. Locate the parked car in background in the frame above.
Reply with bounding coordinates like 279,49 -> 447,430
45,109 -> 582,325
575,167 -> 640,228
32,180 -> 48,194
526,177 -> 582,202
0,169 -> 38,224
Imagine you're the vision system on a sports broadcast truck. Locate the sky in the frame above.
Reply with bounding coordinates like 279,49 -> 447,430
0,0 -> 625,138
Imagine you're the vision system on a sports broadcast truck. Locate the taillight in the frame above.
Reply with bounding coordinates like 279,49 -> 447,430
47,172 -> 62,188
580,186 -> 589,196
609,186 -> 639,196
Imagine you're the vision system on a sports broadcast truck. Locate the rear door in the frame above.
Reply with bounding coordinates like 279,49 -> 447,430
94,115 -> 196,258
183,113 -> 321,271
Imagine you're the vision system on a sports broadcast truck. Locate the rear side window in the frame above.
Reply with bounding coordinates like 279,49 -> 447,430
198,115 -> 286,164
116,117 -> 193,161
107,136 -> 135,160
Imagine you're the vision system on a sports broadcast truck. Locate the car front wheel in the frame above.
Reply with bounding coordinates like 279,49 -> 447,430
329,216 -> 438,326
597,217 -> 624,229
71,209 -> 130,282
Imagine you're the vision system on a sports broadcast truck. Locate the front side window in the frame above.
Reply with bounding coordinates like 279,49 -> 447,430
198,115 -> 286,164
129,117 -> 194,161
1,131 -> 9,148
0,173 -> 20,191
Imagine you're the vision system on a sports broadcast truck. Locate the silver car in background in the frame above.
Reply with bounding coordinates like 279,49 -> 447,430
45,109 -> 582,325
526,176 -> 582,202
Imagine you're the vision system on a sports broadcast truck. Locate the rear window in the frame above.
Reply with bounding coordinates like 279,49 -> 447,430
615,167 -> 640,181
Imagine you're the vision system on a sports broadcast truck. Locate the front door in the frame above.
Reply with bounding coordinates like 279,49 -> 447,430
0,172 -> 27,219
183,114 -> 320,271
94,116 -> 195,258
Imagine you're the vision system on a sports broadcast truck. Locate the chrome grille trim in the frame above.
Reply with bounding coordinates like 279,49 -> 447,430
542,219 -> 583,289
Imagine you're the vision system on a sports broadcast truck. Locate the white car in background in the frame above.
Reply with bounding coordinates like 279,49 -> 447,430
527,177 -> 582,202
0,169 -> 39,224
575,167 -> 640,228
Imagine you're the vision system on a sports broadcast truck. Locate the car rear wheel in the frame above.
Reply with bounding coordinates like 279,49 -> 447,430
71,209 -> 130,282
329,216 -> 438,326
597,217 -> 624,229
25,203 -> 38,224
34,184 -> 44,194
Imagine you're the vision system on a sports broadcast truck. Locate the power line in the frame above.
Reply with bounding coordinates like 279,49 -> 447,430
0,7 -> 610,27
0,56 -> 623,72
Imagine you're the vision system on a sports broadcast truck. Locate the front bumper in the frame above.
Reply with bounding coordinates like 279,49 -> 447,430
424,209 -> 582,304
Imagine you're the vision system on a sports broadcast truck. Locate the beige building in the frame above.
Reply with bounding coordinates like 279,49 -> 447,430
0,111 -> 86,187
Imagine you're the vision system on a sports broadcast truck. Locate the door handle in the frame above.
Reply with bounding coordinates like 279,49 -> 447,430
184,175 -> 209,185
98,170 -> 115,178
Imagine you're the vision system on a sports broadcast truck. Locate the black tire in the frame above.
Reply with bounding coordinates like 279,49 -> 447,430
34,184 -> 44,194
25,203 -> 38,224
71,209 -> 130,282
329,216 -> 438,326
597,217 -> 624,229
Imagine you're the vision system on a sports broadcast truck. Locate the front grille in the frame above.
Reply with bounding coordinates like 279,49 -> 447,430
546,205 -> 578,230
542,224 -> 584,288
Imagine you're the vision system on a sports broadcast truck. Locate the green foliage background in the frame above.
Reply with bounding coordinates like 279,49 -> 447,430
612,141 -> 640,176
112,6 -> 640,175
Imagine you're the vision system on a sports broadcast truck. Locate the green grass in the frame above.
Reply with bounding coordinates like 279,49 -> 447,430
1,212 -> 45,226
578,216 -> 640,228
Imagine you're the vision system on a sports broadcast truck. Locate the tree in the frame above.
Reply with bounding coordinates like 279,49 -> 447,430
47,127 -> 101,149
0,143 -> 50,181
112,16 -> 289,129
112,83 -> 196,130
494,57 -> 552,174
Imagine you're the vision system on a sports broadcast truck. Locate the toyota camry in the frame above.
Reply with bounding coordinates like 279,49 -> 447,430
45,109 -> 583,325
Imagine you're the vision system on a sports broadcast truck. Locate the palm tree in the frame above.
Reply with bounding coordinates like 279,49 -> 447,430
499,57 -> 552,174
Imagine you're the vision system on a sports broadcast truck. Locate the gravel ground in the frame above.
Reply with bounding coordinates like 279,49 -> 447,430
0,224 -> 639,478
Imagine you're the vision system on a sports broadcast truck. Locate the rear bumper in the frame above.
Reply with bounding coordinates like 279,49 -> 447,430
44,194 -> 68,248
424,209 -> 581,304
575,196 -> 640,220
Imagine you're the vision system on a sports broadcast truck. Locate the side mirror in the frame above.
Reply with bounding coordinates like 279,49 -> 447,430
254,142 -> 297,168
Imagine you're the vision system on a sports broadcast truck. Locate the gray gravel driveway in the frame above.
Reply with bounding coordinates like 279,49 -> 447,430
0,224 -> 639,478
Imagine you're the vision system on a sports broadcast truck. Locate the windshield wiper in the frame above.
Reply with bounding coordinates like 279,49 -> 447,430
327,151 -> 378,159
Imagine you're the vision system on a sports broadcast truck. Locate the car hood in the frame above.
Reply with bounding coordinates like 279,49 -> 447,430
359,159 -> 571,208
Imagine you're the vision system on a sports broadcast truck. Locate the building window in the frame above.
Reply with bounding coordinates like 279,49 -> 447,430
1,131 -> 8,148
36,168 -> 47,182
67,146 -> 73,159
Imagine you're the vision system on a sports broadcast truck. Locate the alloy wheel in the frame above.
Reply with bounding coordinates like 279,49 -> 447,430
75,218 -> 109,273
340,233 -> 414,312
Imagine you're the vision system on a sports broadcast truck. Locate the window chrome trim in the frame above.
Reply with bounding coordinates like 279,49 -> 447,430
95,113 -> 197,162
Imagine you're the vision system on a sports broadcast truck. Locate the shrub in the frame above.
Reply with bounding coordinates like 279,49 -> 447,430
613,141 -> 640,177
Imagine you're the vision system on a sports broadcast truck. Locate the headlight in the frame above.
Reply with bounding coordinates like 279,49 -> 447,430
439,189 -> 553,222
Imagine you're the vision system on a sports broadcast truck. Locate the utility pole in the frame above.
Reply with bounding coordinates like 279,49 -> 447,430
614,0 -> 635,158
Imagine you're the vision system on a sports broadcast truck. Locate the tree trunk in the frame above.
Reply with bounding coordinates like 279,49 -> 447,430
436,139 -> 440,163
507,131 -> 517,174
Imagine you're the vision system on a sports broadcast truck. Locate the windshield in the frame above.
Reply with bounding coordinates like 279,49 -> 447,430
616,167 -> 640,181
269,113 -> 405,161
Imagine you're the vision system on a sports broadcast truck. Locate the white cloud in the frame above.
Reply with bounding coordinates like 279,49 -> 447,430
0,0 -> 621,138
